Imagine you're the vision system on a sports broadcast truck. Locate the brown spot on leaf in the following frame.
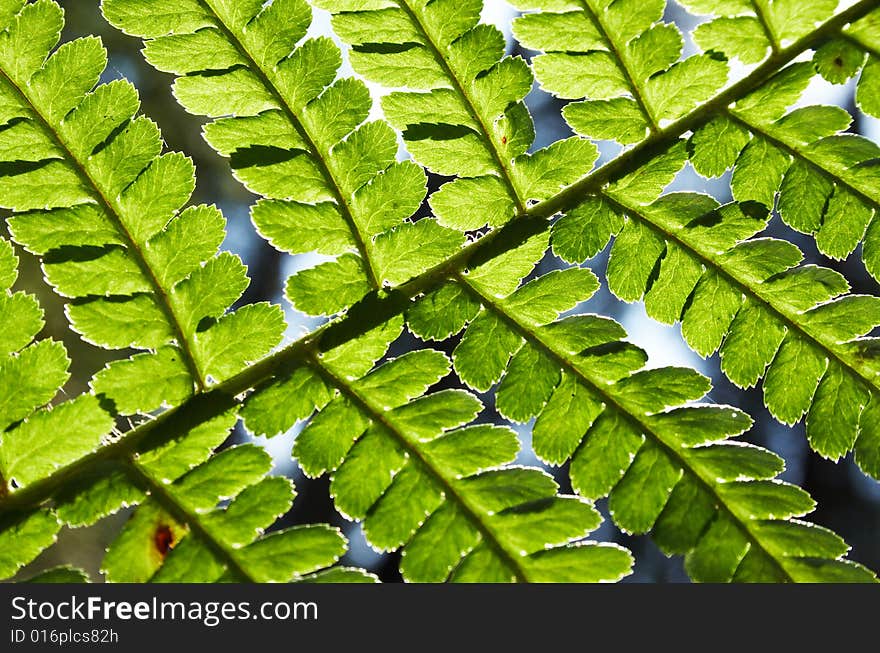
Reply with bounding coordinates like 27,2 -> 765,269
501,135 -> 507,145
834,56 -> 844,67
154,524 -> 174,557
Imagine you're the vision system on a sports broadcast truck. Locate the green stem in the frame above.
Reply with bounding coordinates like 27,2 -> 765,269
726,109 -> 880,211
2,0 -> 875,523
601,189 -> 880,405
575,0 -> 659,131
122,458 -> 257,582
750,0 -> 781,54
840,31 -> 880,60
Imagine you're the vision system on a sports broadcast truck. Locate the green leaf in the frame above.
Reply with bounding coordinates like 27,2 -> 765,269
694,17 -> 770,64
524,543 -> 633,582
25,566 -> 90,583
407,282 -> 481,341
857,56 -> 880,117
814,38 -> 865,84
608,442 -> 682,534
238,525 -> 347,582
91,347 -> 192,414
689,116 -> 751,178
286,255 -> 371,316
373,219 -> 466,286
552,196 -> 624,262
242,368 -> 332,438
563,98 -> 649,145
294,397 -> 370,478
0,509 -> 59,580
453,310 -> 522,392
0,395 -> 112,488
512,137 -> 598,201
533,374 -> 603,465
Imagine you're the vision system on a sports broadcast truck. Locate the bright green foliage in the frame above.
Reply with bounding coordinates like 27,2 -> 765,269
0,236 -> 112,579
513,0 -> 727,141
0,0 -> 283,418
682,0 -> 838,63
316,0 -> 598,231
241,322 -> 631,582
688,63 -> 880,277
6,401 -> 364,583
104,444 -> 359,584
103,0 -> 460,316
841,9 -> 880,118
0,1 -> 360,584
404,236 -> 873,581
1,0 -> 879,585
552,183 -> 880,476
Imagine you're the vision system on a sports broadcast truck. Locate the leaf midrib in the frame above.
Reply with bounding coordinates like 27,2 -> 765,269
2,0 -> 875,528
197,0 -> 382,289
454,272 -> 798,583
0,65 -> 207,392
393,0 -> 526,213
308,354 -> 533,583
750,0 -> 781,54
726,108 -> 880,211
603,190 -> 880,403
574,0 -> 659,131
122,457 -> 258,583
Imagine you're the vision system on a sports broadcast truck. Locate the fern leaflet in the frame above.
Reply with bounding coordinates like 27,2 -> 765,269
0,0 -> 878,584
102,0 -> 470,317
408,236 -> 875,581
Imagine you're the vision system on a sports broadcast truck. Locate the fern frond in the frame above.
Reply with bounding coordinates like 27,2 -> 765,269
686,62 -> 880,278
412,236 -> 874,582
682,0 -> 843,60
685,0 -> 879,117
0,0 -> 284,417
3,399 -> 368,583
546,154 -> 880,478
0,235 -> 114,578
101,0 -> 466,316
314,0 -> 697,260
0,1 -> 360,582
94,0 -> 880,497
313,0 -> 596,230
106,444 -> 357,583
4,0 -> 878,583
511,0 -> 730,141
242,320 -> 632,582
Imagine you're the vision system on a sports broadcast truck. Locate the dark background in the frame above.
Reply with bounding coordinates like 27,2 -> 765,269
7,1 -> 878,582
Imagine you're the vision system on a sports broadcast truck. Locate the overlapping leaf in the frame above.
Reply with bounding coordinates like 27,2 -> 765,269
839,8 -> 880,118
409,234 -> 874,581
0,0 -> 283,418
551,158 -> 880,477
688,61 -> 880,279
242,319 -> 632,583
1,0 -> 878,585
103,0 -> 466,317
681,0 -> 841,62
316,0 -> 598,231
513,0 -> 728,143
0,235 -> 113,579
2,404 -> 367,583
